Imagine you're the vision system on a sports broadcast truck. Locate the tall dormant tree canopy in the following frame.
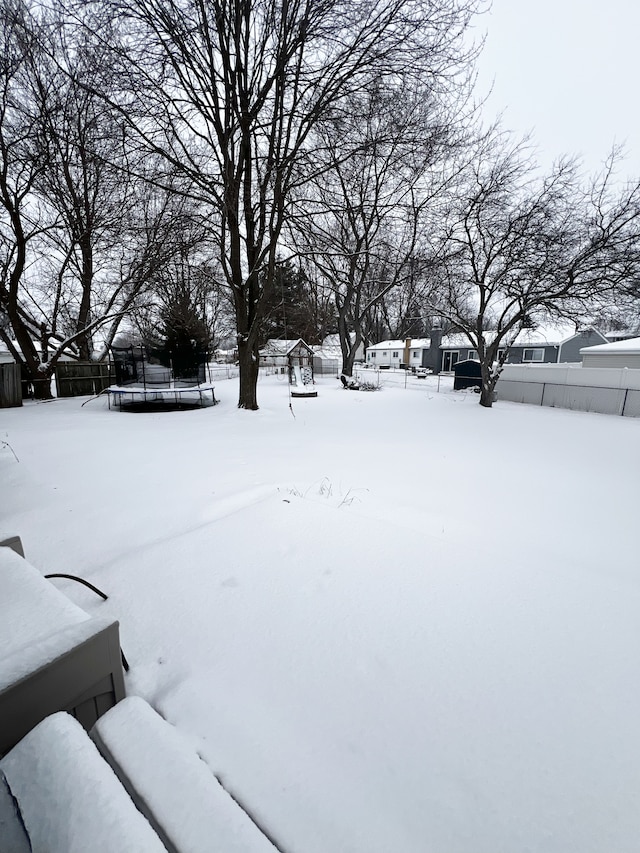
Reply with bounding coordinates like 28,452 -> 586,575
429,136 -> 640,407
294,77 -> 469,377
0,1 -> 200,397
78,0 -> 484,408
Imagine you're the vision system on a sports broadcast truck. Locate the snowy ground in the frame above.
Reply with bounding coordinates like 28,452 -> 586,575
2,372 -> 640,853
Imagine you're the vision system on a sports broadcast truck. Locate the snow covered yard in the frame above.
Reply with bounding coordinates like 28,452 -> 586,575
2,374 -> 640,853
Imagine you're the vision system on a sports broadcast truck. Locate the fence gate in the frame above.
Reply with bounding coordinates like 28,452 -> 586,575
55,362 -> 113,397
0,363 -> 21,407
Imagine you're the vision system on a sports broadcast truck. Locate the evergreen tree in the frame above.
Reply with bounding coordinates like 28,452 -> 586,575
261,260 -> 335,345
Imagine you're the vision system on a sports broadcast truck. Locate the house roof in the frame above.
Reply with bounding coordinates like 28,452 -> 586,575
604,329 -> 640,342
581,336 -> 640,355
316,334 -> 362,359
440,333 -> 483,349
366,338 -> 430,351
441,324 -> 589,349
321,333 -> 357,349
512,324 -> 580,346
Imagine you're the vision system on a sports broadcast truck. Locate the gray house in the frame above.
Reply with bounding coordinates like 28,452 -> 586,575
439,326 -> 607,372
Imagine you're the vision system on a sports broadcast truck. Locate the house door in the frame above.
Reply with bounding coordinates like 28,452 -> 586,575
443,351 -> 459,372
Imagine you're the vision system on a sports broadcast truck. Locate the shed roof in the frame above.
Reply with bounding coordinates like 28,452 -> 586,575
260,338 -> 312,356
322,333 -> 356,349
580,336 -> 640,355
312,348 -> 340,361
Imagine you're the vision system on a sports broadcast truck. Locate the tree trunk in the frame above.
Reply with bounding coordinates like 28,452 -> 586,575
341,345 -> 356,377
338,312 -> 355,376
479,361 -> 495,408
237,339 -> 259,410
76,235 -> 94,361
6,303 -> 54,400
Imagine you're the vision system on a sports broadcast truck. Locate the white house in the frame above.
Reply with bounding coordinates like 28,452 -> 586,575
581,336 -> 640,368
365,338 -> 431,369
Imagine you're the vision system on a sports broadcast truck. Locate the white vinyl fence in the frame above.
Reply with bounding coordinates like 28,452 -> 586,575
496,363 -> 640,418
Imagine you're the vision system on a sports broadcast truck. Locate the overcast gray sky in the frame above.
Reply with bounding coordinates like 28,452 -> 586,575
474,0 -> 639,178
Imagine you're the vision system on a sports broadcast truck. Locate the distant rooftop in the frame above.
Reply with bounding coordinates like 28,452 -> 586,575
441,324 -> 588,349
366,338 -> 430,351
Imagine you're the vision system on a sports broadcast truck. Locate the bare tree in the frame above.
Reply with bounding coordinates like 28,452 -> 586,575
0,2 -> 203,396
361,256 -> 433,342
429,136 -> 640,406
295,66 -> 475,376
72,0 -> 484,408
30,21 -> 133,361
0,0 -> 59,397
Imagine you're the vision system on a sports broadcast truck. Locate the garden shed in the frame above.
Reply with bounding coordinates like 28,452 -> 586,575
453,359 -> 482,390
260,338 -> 311,369
581,337 -> 640,368
312,348 -> 340,376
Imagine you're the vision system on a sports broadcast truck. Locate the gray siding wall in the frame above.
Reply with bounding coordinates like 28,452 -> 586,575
582,353 -> 640,369
506,345 -> 559,364
560,330 -> 607,363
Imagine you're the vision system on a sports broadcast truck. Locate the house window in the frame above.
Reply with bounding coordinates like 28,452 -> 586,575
382,350 -> 388,357
412,351 -> 418,359
370,352 -> 376,358
497,348 -> 506,362
523,348 -> 544,363
392,351 -> 398,358
468,350 -> 479,361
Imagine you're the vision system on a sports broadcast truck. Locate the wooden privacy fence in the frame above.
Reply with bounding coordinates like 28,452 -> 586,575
55,362 -> 113,398
0,363 -> 21,407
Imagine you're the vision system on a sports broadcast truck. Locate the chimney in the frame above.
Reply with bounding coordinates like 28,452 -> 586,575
428,327 -> 443,373
404,338 -> 411,367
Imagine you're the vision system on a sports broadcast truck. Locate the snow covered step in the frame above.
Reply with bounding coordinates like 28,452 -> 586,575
91,697 -> 279,853
0,712 -> 167,853
0,544 -> 89,659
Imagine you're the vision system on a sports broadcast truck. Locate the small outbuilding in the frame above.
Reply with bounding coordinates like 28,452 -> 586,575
260,338 -> 317,397
453,359 -> 482,390
581,337 -> 640,369
260,339 -> 310,370
312,348 -> 340,377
